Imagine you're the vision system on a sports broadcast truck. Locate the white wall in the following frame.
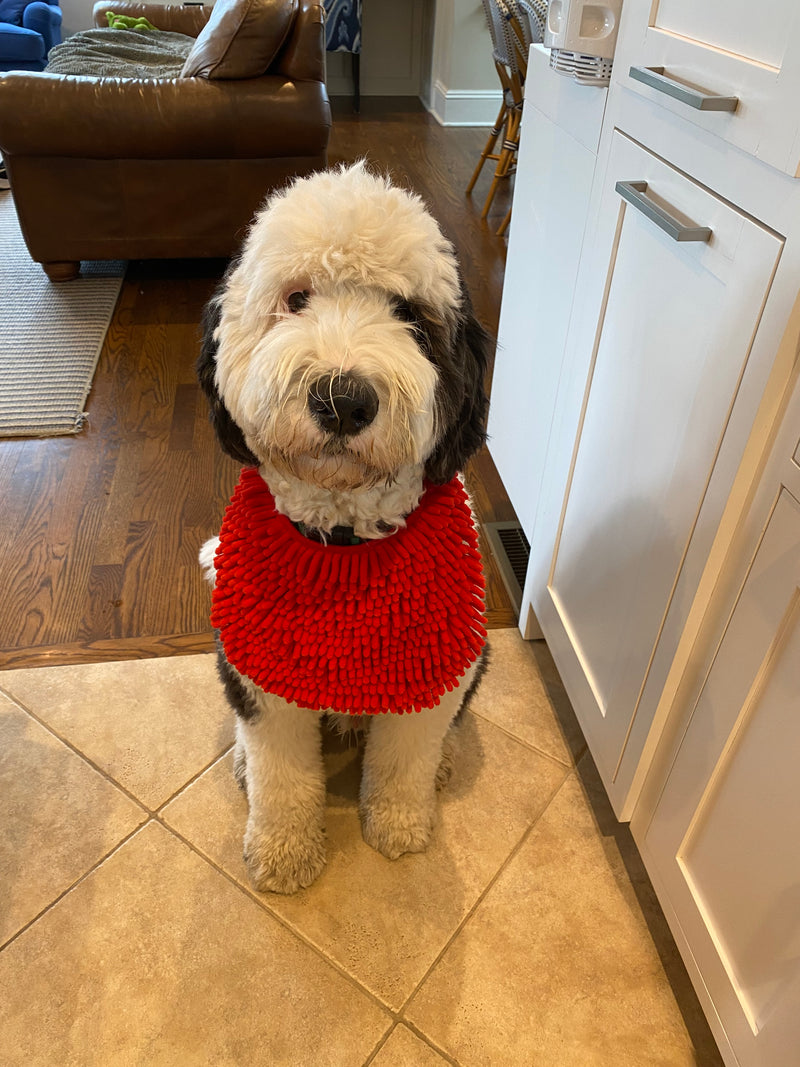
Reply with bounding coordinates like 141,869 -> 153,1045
326,0 -> 429,97
326,0 -> 502,123
61,0 -> 98,36
425,0 -> 500,125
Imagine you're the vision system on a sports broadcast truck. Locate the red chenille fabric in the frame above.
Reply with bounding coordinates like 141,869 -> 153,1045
211,467 -> 487,714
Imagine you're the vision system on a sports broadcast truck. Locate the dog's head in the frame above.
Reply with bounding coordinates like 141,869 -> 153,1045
198,162 -> 491,491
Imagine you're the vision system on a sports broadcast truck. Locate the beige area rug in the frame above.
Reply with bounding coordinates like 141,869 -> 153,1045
0,190 -> 125,438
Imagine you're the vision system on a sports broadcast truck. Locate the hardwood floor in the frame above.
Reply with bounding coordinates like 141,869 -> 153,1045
0,97 -> 518,669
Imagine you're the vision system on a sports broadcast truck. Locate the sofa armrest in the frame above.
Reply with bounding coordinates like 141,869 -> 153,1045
0,70 -> 329,159
92,1 -> 210,36
22,2 -> 62,51
275,0 -> 324,81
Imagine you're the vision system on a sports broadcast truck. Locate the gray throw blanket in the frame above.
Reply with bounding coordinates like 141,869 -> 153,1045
45,28 -> 195,79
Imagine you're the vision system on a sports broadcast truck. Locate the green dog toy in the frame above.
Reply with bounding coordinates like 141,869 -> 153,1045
105,10 -> 157,29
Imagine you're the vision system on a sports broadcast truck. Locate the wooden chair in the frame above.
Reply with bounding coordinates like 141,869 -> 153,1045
468,0 -> 546,236
466,0 -> 524,224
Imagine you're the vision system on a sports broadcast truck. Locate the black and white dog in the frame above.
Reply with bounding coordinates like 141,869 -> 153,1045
197,163 -> 492,894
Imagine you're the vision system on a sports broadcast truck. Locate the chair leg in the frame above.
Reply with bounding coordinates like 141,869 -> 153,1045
497,207 -> 512,237
43,261 -> 80,282
466,99 -> 507,195
481,105 -> 522,220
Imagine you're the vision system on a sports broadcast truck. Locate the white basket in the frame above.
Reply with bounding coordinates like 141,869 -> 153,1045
549,48 -> 613,87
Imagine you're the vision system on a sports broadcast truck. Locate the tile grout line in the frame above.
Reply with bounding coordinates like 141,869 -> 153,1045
151,713 -> 579,1030
360,1019 -> 463,1067
151,814 -> 399,1022
469,703 -> 588,769
4,798 -> 389,1032
0,821 -> 150,954
396,763 -> 575,1022
0,691 -> 237,954
0,682 -> 234,817
2,682 -> 577,1059
396,1019 -> 464,1066
0,689 -> 573,1016
0,685 -> 153,814
360,1022 -> 398,1067
155,743 -> 234,813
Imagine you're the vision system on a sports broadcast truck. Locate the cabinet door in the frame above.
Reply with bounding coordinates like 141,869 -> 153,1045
614,0 -> 800,177
489,47 -> 606,540
528,131 -> 783,815
639,486 -> 800,1067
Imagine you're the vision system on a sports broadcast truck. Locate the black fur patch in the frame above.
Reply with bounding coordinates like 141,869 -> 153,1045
454,641 -> 491,723
391,297 -> 434,360
214,635 -> 261,721
424,287 -> 492,485
196,295 -> 259,466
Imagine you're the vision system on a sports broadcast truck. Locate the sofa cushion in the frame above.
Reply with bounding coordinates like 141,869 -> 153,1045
180,0 -> 297,80
0,0 -> 30,26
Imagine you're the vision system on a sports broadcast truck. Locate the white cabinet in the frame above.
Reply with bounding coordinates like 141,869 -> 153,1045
613,0 -> 800,177
526,127 -> 784,816
637,492 -> 800,1065
632,383 -> 800,1067
489,45 -> 607,555
490,4 -> 800,1063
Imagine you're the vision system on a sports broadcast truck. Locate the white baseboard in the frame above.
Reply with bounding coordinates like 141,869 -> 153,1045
426,81 -> 503,127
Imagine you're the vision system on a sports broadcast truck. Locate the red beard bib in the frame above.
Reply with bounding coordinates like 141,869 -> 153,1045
211,467 -> 487,714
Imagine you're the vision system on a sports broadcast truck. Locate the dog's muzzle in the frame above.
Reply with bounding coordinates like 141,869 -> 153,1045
307,373 -> 379,438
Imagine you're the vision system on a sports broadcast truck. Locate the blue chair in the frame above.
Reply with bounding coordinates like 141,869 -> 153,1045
323,0 -> 361,110
0,0 -> 61,71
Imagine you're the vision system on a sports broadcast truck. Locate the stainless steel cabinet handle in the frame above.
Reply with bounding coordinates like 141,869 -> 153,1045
616,181 -> 712,243
629,65 -> 738,112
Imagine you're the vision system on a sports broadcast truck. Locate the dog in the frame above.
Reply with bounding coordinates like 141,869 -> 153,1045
197,162 -> 492,894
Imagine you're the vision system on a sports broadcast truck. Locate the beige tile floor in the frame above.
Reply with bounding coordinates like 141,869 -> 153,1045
0,630 -> 723,1066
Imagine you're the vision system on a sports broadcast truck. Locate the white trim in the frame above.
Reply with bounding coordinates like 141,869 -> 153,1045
426,81 -> 503,127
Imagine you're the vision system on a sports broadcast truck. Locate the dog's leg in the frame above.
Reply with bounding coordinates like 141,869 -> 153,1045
435,645 -> 489,790
360,664 -> 477,860
435,718 -> 462,791
232,726 -> 247,793
236,685 -> 327,894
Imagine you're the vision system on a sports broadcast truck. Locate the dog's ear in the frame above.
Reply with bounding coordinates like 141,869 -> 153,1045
424,301 -> 492,485
196,296 -> 259,467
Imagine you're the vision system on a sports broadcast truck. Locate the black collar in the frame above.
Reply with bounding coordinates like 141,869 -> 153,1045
293,522 -> 365,546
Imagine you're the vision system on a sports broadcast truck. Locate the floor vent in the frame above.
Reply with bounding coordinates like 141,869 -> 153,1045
483,521 -> 531,616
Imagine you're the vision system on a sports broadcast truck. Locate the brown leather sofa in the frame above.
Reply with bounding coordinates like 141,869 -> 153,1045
0,0 -> 330,280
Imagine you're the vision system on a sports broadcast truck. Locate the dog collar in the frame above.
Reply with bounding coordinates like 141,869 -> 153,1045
211,467 -> 487,715
292,521 -> 364,546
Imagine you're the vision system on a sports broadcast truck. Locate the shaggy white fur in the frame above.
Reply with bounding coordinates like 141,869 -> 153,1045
257,459 -> 427,539
211,163 -> 457,526
230,669 -> 475,894
198,162 -> 490,894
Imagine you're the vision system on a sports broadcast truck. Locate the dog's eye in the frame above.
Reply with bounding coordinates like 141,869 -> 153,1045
393,298 -> 437,363
287,290 -> 310,313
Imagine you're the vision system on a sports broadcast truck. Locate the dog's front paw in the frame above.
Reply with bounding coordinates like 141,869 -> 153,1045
243,825 -> 326,894
360,797 -> 435,860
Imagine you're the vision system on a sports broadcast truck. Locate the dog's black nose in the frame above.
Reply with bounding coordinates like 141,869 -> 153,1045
308,374 -> 379,437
